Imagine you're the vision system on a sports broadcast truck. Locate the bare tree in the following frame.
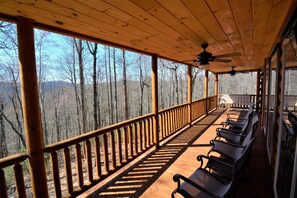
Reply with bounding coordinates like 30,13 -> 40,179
137,55 -> 149,115
113,48 -> 119,123
104,47 -> 111,125
108,47 -> 114,124
122,50 -> 129,120
86,41 -> 99,130
35,30 -> 50,145
58,40 -> 82,136
0,97 -> 8,158
74,38 -> 87,134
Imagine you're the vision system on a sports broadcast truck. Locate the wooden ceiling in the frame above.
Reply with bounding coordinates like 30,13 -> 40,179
0,0 -> 296,73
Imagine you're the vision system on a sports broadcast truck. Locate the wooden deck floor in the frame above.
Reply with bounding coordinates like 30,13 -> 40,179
80,108 -> 274,198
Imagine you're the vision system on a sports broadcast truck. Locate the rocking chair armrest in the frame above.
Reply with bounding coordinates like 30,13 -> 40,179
210,139 -> 245,148
216,130 -> 246,138
227,116 -> 248,120
173,174 -> 221,198
197,155 -> 233,168
217,128 -> 242,134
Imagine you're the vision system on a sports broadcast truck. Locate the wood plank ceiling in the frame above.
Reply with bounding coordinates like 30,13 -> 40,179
0,0 -> 295,73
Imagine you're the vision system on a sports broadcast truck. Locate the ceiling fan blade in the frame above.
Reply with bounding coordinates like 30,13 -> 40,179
214,52 -> 241,58
182,59 -> 197,63
214,58 -> 231,63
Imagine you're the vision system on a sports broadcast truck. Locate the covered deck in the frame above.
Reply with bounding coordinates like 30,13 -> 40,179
0,1 -> 297,198
78,108 -> 273,197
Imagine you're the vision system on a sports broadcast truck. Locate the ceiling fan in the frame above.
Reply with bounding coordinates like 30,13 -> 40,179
229,66 -> 236,76
184,43 -> 241,68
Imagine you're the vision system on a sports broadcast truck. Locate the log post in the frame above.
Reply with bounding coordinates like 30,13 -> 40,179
17,18 -> 48,197
215,73 -> 218,107
204,70 -> 209,114
256,70 -> 261,112
152,54 -> 159,149
187,65 -> 192,126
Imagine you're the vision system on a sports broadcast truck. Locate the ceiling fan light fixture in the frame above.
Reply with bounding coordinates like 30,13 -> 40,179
199,64 -> 210,70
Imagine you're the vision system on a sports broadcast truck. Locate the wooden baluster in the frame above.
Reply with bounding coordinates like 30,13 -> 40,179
164,112 -> 168,137
170,110 -> 174,134
0,169 -> 8,198
159,114 -> 163,140
85,140 -> 93,182
166,111 -> 170,136
110,131 -> 116,169
172,110 -> 175,133
14,163 -> 26,197
134,123 -> 138,155
145,119 -> 149,148
175,107 -> 179,130
64,147 -> 73,194
179,108 -> 182,128
178,108 -> 181,129
51,151 -> 62,197
94,136 -> 102,177
147,118 -> 151,146
184,106 -> 186,125
128,124 -> 133,158
163,113 -> 167,138
123,127 -> 128,162
180,107 -> 183,127
150,117 -> 154,146
175,107 -> 182,131
172,110 -> 176,133
102,133 -> 109,173
138,121 -> 143,152
142,120 -> 146,150
169,109 -> 175,135
117,129 -> 122,165
75,143 -> 84,188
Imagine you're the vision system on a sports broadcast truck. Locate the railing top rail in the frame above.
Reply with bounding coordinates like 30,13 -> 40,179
192,96 -> 216,104
44,113 -> 154,152
0,154 -> 29,169
218,94 -> 256,96
159,103 -> 188,113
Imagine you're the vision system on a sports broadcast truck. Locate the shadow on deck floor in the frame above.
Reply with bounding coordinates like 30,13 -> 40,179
84,108 -> 274,198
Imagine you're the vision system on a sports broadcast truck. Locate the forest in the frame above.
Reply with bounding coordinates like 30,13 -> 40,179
1,20 -> 291,158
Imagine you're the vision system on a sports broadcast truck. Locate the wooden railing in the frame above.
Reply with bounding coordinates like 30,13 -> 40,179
191,98 -> 207,120
191,95 -> 217,121
43,113 -> 154,197
268,95 -> 297,111
0,96 -> 219,197
219,94 -> 256,109
207,95 -> 217,112
0,154 -> 29,198
159,103 -> 188,140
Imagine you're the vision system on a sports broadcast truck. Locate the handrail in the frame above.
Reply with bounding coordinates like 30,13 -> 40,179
192,98 -> 207,103
0,154 -> 29,198
44,113 -> 154,152
159,103 -> 188,113
0,154 -> 29,169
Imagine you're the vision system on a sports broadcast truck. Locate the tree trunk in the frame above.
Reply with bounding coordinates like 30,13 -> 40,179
113,48 -> 119,123
71,40 -> 82,135
104,47 -> 111,125
87,42 -> 99,130
54,105 -> 61,142
122,50 -> 129,120
0,99 -> 8,158
174,65 -> 179,104
108,47 -> 114,124
138,55 -> 144,115
74,39 -> 87,134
